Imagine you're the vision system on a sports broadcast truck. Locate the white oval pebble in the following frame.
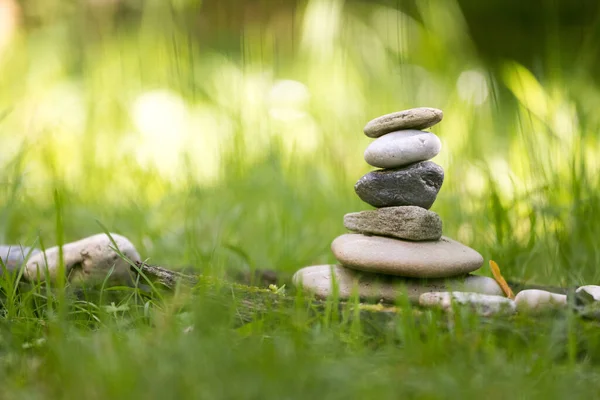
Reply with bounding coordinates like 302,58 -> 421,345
364,130 -> 442,169
514,289 -> 567,311
419,292 -> 516,316
576,285 -> 600,301
25,233 -> 141,286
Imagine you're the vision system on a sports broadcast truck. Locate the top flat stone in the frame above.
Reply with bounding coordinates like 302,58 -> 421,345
331,234 -> 484,278
364,107 -> 443,138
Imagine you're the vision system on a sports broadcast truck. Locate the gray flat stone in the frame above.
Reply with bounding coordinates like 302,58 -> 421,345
364,107 -> 443,138
292,264 -> 503,303
344,206 -> 442,241
354,161 -> 444,209
0,246 -> 40,273
331,234 -> 484,278
364,130 -> 441,168
419,292 -> 516,316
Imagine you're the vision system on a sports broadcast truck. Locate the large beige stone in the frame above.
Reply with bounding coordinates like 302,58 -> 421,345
344,206 -> 442,241
25,233 -> 141,286
331,234 -> 483,278
292,264 -> 503,303
363,107 -> 443,138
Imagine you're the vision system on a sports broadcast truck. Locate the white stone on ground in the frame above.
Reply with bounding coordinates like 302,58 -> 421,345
364,130 -> 442,169
25,233 -> 141,286
514,289 -> 567,312
419,292 -> 516,316
292,264 -> 503,303
576,285 -> 600,301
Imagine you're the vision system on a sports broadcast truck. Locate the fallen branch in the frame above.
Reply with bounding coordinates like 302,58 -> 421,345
132,261 -> 401,327
132,261 -> 570,295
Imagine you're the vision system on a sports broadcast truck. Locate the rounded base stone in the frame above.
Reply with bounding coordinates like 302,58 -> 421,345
292,264 -> 503,303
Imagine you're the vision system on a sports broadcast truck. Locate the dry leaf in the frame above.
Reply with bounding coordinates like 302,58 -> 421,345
489,260 -> 515,299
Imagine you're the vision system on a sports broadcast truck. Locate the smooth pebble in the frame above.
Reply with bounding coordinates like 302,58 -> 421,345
354,161 -> 444,209
364,130 -> 442,169
514,289 -> 567,312
331,234 -> 484,278
576,285 -> 600,301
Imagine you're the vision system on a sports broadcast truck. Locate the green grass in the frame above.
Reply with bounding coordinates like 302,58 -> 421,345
1,0 -> 600,398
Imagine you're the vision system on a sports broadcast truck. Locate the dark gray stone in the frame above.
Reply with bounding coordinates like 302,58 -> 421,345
354,161 -> 444,209
0,246 -> 40,273
344,206 -> 442,241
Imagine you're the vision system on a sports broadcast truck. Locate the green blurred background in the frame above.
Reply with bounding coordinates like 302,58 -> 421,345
1,0 -> 600,286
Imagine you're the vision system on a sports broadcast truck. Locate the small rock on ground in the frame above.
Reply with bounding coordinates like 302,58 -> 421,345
576,285 -> 600,301
419,292 -> 516,316
514,289 -> 567,312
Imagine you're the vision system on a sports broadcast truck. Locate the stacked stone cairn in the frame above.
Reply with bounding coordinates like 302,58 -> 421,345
293,107 -> 508,304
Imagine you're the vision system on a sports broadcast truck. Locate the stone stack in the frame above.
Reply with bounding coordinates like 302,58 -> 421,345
293,107 -> 504,303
